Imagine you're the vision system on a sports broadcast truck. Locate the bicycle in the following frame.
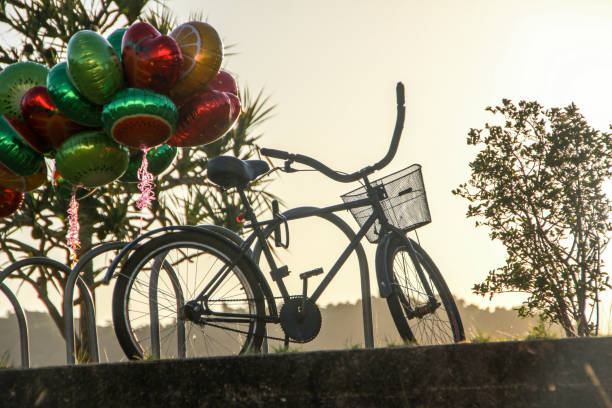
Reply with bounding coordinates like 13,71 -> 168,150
108,82 -> 465,359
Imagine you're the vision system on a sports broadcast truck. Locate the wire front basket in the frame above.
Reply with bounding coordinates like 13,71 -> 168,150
340,164 -> 431,243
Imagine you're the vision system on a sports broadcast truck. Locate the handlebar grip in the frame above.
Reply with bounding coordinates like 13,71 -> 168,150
261,147 -> 290,160
396,82 -> 405,106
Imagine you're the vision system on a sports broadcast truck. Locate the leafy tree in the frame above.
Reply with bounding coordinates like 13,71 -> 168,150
453,99 -> 612,337
0,0 -> 276,358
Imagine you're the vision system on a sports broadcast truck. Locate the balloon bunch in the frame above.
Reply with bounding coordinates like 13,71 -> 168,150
0,20 -> 242,256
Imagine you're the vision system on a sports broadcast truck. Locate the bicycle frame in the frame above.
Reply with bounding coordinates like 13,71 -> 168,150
192,176 -> 436,318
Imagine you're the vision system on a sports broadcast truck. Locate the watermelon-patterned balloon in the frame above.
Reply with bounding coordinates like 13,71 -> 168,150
101,88 -> 177,149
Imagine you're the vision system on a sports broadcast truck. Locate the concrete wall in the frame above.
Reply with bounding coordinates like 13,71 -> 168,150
1,337 -> 611,407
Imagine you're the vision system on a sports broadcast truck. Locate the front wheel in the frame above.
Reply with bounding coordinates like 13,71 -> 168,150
112,230 -> 266,360
383,234 -> 464,345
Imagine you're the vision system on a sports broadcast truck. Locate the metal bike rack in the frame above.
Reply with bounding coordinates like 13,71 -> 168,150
148,255 -> 186,359
79,239 -> 187,360
0,283 -> 29,368
0,257 -> 97,366
63,241 -> 127,364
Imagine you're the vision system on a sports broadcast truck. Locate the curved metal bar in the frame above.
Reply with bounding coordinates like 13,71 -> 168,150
102,225 -> 248,284
148,255 -> 186,359
252,206 -> 373,348
0,283 -> 29,368
0,257 -> 98,364
63,243 -> 129,364
63,242 -> 128,364
149,255 -> 162,359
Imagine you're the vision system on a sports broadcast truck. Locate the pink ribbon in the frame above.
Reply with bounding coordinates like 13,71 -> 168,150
137,147 -> 156,232
67,186 -> 81,262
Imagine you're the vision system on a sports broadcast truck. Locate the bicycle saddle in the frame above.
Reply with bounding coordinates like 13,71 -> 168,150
207,155 -> 270,188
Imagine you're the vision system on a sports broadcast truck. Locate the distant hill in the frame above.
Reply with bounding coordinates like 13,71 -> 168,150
0,297 -> 559,367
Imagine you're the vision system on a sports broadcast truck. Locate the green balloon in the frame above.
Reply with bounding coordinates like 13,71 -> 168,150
120,144 -> 177,183
47,62 -> 103,127
55,130 -> 129,188
106,28 -> 127,59
101,88 -> 177,149
67,30 -> 124,105
0,62 -> 48,120
0,116 -> 44,176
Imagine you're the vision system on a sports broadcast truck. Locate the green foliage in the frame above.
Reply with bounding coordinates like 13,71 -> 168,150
454,99 -> 612,337
0,0 -> 153,66
525,316 -> 558,340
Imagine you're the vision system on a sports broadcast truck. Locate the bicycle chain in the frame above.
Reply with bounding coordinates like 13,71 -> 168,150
205,295 -> 303,344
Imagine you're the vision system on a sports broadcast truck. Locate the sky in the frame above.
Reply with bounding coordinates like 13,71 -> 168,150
2,0 -> 612,330
168,0 -> 612,318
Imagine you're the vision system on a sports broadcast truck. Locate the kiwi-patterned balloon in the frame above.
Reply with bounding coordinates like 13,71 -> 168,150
47,61 -> 103,127
0,62 -> 48,120
101,88 -> 177,149
67,30 -> 124,105
52,168 -> 97,200
0,115 -> 45,176
120,144 -> 177,182
55,130 -> 129,188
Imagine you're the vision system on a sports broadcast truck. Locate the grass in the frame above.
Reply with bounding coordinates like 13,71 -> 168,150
468,315 -> 558,343
0,350 -> 12,368
271,344 -> 303,353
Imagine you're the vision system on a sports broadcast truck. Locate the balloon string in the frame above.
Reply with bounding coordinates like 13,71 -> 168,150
67,186 -> 81,265
137,147 -> 155,234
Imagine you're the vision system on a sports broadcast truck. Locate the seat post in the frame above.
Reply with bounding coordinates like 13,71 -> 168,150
237,188 -> 257,224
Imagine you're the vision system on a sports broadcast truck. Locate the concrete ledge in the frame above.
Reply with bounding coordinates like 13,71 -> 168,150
1,337 -> 611,407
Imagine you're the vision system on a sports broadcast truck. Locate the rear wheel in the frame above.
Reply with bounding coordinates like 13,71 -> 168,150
384,234 -> 464,345
112,231 -> 266,359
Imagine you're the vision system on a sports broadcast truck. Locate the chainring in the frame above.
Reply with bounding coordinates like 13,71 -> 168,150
279,296 -> 322,343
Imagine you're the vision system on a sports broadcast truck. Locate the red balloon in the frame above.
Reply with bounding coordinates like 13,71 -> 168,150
122,22 -> 183,93
21,85 -> 87,152
167,90 -> 238,147
0,187 -> 24,217
227,93 -> 241,124
206,71 -> 238,95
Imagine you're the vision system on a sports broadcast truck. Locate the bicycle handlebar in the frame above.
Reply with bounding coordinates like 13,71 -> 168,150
261,82 -> 406,183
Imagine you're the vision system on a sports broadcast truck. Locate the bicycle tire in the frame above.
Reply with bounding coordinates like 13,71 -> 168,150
112,230 -> 266,360
383,234 -> 464,345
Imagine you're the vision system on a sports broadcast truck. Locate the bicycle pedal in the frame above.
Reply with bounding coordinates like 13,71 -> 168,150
270,265 -> 290,281
299,267 -> 323,280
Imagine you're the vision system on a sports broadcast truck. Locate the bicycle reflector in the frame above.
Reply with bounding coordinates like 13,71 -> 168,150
236,214 -> 245,223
